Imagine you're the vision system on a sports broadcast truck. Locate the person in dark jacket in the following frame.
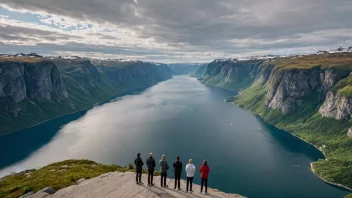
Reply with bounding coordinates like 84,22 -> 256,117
200,160 -> 210,194
134,153 -> 144,185
146,153 -> 156,186
173,156 -> 183,191
159,154 -> 169,188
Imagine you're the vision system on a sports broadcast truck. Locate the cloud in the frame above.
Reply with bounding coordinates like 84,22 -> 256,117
0,0 -> 351,62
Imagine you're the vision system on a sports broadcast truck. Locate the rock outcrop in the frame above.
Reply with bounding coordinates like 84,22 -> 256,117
0,60 -> 68,103
348,128 -> 352,138
25,172 -> 244,198
264,67 -> 350,115
319,91 -> 352,120
265,67 -> 322,115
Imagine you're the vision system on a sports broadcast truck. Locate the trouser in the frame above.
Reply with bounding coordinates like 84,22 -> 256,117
201,178 -> 208,193
174,173 -> 181,189
136,171 -> 142,183
160,173 -> 167,187
148,169 -> 154,184
186,177 -> 193,191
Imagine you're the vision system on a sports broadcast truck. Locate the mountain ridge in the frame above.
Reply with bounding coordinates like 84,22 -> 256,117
0,56 -> 174,135
197,51 -> 352,194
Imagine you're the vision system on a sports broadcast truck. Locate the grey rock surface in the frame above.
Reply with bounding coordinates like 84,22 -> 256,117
0,61 -> 68,103
25,172 -> 244,198
319,91 -> 352,120
265,67 -> 349,115
19,192 -> 34,198
347,128 -> 352,138
42,187 -> 55,194
76,178 -> 86,185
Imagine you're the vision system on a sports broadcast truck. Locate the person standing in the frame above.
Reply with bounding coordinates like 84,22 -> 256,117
134,153 -> 144,185
173,156 -> 182,191
146,153 -> 156,186
159,154 -> 169,188
200,160 -> 210,194
185,159 -> 196,193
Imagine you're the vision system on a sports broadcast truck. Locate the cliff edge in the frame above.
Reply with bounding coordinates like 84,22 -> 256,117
23,172 -> 244,198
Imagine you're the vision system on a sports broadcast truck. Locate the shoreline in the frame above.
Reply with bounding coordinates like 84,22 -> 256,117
0,83 -> 159,139
310,163 -> 352,192
231,102 -> 352,193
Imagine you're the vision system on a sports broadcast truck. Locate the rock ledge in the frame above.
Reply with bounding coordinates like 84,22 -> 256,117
25,172 -> 245,198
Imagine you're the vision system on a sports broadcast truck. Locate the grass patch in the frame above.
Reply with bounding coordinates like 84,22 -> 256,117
0,159 -> 159,198
268,52 -> 352,70
330,75 -> 352,98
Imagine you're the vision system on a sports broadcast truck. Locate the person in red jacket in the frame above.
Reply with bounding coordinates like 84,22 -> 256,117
200,160 -> 210,194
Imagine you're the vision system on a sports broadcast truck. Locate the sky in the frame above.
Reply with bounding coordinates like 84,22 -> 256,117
0,0 -> 351,63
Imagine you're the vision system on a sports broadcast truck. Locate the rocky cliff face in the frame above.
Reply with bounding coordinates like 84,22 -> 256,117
0,57 -> 174,135
201,59 -> 263,90
265,67 -> 322,115
264,67 -> 350,115
0,61 -> 68,103
319,91 -> 352,120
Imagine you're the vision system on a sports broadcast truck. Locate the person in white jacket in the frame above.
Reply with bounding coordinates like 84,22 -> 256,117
185,159 -> 195,193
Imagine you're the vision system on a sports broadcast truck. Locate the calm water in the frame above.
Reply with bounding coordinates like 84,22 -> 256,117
0,76 -> 349,198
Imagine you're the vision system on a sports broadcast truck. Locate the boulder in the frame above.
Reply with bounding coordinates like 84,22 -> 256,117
76,178 -> 86,184
41,187 -> 55,194
348,128 -> 352,138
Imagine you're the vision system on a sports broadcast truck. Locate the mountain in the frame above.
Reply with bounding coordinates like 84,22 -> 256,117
0,55 -> 174,135
167,63 -> 205,75
189,64 -> 207,78
198,52 -> 352,190
199,59 -> 264,91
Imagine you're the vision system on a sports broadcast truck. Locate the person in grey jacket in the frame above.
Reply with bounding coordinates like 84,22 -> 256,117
146,153 -> 156,186
159,154 -> 169,188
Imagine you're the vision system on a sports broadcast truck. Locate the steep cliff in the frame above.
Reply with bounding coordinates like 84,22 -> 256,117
0,56 -> 174,135
52,59 -> 119,110
264,67 -> 350,115
200,59 -> 264,90
228,52 -> 352,190
319,74 -> 352,120
0,57 -> 76,134
190,64 -> 207,78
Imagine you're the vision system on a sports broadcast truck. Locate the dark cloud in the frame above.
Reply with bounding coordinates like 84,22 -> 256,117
0,0 -> 352,62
